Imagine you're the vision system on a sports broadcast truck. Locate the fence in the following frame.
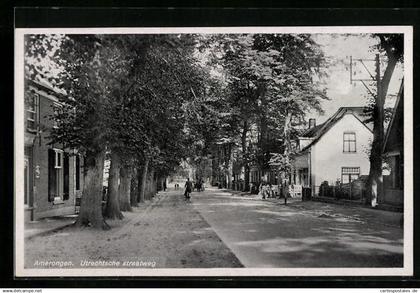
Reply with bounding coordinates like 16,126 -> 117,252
315,180 -> 367,202
232,181 -> 245,191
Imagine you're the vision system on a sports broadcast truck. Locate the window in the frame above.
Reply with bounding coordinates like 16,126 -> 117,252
75,155 -> 81,191
54,150 -> 63,201
48,149 -> 70,202
63,153 -> 69,200
390,155 -> 403,189
26,93 -> 38,132
341,167 -> 360,184
53,103 -> 63,129
302,168 -> 309,186
343,132 -> 356,153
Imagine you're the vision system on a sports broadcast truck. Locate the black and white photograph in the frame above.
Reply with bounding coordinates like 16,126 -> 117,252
14,26 -> 413,277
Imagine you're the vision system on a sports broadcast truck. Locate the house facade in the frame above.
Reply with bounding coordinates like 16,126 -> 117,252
291,107 -> 373,196
382,82 -> 404,208
24,79 -> 84,222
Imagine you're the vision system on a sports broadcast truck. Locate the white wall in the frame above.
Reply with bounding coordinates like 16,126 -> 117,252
310,114 -> 372,190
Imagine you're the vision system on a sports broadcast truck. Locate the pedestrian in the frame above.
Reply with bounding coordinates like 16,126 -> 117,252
184,178 -> 193,200
163,180 -> 167,191
201,180 -> 205,191
268,183 -> 273,198
259,181 -> 267,200
197,178 -> 203,192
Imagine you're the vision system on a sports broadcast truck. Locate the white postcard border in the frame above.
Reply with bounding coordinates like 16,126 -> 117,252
14,25 -> 414,277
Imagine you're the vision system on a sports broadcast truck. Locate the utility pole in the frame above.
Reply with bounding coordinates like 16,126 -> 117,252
349,55 -> 378,97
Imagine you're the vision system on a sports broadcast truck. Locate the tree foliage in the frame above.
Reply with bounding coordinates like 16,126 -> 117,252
199,34 -> 328,185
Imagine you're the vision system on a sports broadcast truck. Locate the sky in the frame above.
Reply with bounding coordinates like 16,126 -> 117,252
29,33 -> 404,126
309,34 -> 404,124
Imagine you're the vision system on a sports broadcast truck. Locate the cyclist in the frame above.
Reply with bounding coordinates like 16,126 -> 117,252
184,178 -> 193,200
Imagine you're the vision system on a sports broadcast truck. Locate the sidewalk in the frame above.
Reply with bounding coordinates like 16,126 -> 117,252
225,188 -> 304,204
24,192 -> 164,240
288,200 -> 404,228
222,188 -> 403,228
25,214 -> 78,239
25,190 -> 242,268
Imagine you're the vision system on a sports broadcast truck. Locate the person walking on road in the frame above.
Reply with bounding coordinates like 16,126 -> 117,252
259,181 -> 268,200
184,178 -> 193,200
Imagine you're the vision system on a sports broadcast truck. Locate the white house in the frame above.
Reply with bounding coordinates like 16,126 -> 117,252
291,107 -> 373,196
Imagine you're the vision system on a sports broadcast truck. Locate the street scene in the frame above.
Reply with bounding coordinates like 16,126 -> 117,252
21,31 -> 405,272
25,187 -> 403,268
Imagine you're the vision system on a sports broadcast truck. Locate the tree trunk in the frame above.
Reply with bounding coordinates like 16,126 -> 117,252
228,146 -> 233,189
76,150 -> 109,229
137,164 -> 143,202
104,152 -> 124,219
241,119 -> 250,191
260,116 -> 268,153
161,177 -> 166,191
283,111 -> 292,156
139,157 -> 150,202
148,173 -> 152,198
258,83 -> 268,172
283,111 -> 293,200
244,164 -> 250,191
367,53 -> 397,207
150,170 -> 156,197
119,165 -> 133,212
223,144 -> 233,189
130,167 -> 139,207
153,172 -> 158,195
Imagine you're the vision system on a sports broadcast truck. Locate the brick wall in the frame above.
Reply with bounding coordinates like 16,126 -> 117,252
26,83 -> 84,220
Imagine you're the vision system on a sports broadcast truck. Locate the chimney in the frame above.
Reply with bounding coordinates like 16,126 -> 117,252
308,118 -> 316,129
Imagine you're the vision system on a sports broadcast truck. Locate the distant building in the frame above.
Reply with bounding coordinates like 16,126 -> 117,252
291,107 -> 373,196
382,82 -> 404,208
24,79 -> 84,222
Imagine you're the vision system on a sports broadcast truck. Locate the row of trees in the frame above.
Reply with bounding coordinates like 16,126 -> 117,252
203,33 -> 403,206
25,33 -> 403,227
200,34 -> 328,191
25,34 -> 227,229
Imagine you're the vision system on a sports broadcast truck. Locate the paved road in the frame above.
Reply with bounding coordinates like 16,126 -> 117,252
190,187 -> 403,268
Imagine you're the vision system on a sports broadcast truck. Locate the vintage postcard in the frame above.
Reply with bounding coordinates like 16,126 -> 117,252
14,26 -> 413,277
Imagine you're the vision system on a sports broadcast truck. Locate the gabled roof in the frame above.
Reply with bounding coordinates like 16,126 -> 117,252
301,106 -> 372,151
300,122 -> 325,137
26,78 -> 66,102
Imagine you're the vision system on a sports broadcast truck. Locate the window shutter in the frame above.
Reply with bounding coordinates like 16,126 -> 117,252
48,149 -> 56,202
75,155 -> 80,190
63,153 -> 70,200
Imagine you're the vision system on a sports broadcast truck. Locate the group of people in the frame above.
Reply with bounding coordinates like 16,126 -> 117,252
183,177 -> 205,200
258,181 -> 277,199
